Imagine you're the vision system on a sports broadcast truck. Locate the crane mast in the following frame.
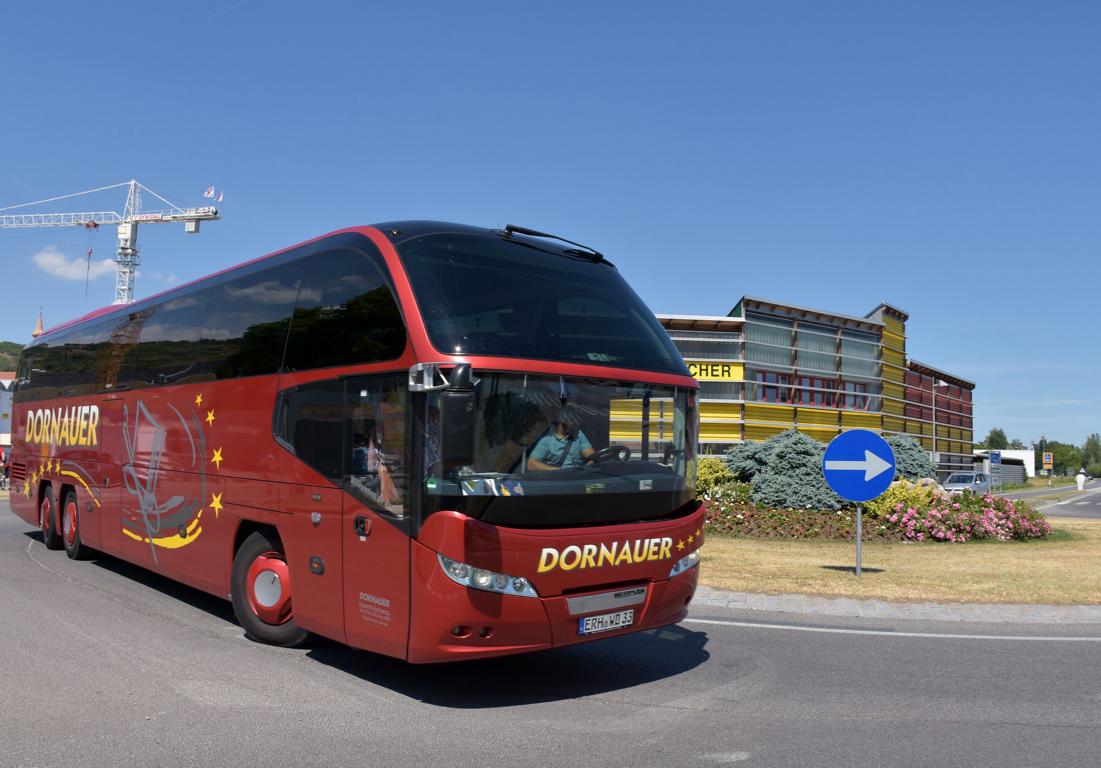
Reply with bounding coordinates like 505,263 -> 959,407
0,179 -> 220,304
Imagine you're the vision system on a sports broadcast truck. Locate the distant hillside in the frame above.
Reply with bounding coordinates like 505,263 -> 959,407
0,341 -> 23,371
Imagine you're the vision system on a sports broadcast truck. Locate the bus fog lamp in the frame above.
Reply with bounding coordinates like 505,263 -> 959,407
437,555 -> 539,598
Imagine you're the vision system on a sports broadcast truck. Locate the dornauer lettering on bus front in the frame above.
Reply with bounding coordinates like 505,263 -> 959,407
538,537 -> 674,573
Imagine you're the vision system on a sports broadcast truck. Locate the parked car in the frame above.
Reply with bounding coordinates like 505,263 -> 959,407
942,471 -> 991,495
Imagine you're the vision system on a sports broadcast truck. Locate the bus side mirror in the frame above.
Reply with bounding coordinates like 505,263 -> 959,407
438,364 -> 476,466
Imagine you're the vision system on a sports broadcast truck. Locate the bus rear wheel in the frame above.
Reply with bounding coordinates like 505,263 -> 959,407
231,530 -> 308,647
62,489 -> 90,560
39,486 -> 62,550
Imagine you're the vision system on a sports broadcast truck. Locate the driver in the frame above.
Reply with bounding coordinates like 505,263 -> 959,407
527,405 -> 595,471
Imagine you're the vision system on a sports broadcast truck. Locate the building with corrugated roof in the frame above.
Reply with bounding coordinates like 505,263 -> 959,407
659,297 -> 975,480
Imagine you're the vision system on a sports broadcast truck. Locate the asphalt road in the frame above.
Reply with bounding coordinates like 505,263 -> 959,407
2,506 -> 1100,768
1041,489 -> 1101,519
1002,479 -> 1101,502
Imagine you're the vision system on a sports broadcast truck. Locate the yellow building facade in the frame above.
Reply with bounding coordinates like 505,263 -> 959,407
660,297 -> 975,480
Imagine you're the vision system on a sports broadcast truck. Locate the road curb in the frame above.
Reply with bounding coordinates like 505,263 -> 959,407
693,584 -> 1101,624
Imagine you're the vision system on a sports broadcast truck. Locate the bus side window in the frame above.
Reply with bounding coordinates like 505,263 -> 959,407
345,376 -> 407,518
119,292 -> 210,387
278,380 -> 344,480
284,245 -> 406,373
196,260 -> 303,380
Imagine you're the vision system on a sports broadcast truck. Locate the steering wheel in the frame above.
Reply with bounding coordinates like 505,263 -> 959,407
589,445 -> 632,464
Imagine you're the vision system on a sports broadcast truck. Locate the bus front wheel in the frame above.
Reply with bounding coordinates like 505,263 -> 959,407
39,486 -> 62,550
231,530 -> 308,647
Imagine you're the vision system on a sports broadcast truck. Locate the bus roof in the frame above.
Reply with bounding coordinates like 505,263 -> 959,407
32,220 -> 524,344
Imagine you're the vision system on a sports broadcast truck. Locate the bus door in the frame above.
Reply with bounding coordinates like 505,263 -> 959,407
340,376 -> 411,659
96,394 -> 127,560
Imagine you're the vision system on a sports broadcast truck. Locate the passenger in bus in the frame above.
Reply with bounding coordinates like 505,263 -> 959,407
527,406 -> 595,471
351,428 -> 382,492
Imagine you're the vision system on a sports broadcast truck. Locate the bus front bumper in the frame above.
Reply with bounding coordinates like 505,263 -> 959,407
406,541 -> 700,663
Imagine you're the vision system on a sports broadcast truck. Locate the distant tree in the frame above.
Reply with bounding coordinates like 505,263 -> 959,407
0,340 -> 23,370
885,434 -> 937,481
1049,441 -> 1082,476
980,428 -> 1008,449
1008,438 -> 1027,450
1082,433 -> 1101,468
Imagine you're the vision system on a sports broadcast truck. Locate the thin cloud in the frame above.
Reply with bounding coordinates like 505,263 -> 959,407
136,270 -> 181,284
32,246 -> 115,281
208,0 -> 248,19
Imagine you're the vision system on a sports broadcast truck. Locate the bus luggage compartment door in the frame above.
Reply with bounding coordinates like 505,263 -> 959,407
280,483 -> 345,643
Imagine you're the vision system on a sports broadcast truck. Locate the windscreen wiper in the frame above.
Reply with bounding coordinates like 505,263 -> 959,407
500,224 -> 609,264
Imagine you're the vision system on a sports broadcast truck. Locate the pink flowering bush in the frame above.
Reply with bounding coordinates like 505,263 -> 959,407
885,491 -> 1050,543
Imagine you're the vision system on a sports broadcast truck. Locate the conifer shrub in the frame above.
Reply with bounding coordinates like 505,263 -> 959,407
724,439 -> 774,481
886,433 -> 937,481
749,430 -> 843,510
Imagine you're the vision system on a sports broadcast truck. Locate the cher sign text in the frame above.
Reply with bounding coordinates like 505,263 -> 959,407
686,360 -> 743,382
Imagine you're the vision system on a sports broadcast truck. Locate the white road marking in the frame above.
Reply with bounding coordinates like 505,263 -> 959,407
684,617 -> 1101,642
1075,501 -> 1091,505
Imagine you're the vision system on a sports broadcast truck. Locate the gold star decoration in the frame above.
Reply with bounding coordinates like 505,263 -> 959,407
22,479 -> 29,496
687,534 -> 695,545
676,539 -> 685,551
209,492 -> 224,518
205,409 -> 216,427
695,528 -> 702,537
194,392 -> 203,407
211,447 -> 224,470
53,458 -> 61,473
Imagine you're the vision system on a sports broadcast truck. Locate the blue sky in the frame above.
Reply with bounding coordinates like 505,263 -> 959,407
2,1 -> 1098,445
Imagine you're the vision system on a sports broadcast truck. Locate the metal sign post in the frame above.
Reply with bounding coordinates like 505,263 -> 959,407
855,504 -> 863,576
822,430 -> 897,577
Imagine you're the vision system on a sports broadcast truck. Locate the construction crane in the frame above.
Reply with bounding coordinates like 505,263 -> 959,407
0,179 -> 220,304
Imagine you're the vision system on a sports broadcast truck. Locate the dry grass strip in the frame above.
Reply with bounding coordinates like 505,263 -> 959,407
700,517 -> 1101,604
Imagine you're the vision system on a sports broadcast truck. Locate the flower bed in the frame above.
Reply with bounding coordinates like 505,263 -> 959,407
703,482 -> 1051,543
703,483 -> 900,541
886,491 -> 1051,542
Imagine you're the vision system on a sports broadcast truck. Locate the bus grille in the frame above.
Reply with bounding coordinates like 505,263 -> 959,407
10,462 -> 26,483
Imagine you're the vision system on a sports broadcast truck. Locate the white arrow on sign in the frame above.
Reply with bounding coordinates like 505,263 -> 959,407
824,450 -> 893,482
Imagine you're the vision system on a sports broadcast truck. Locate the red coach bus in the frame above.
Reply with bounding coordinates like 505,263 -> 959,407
10,222 -> 702,662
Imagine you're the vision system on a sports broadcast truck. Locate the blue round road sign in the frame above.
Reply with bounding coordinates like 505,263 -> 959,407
822,430 -> 896,503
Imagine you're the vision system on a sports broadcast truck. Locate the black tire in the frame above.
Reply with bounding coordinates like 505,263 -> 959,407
230,530 -> 309,647
40,485 -> 63,551
61,488 -> 91,560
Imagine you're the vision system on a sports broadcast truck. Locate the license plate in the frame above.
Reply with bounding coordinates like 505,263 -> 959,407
578,609 -> 635,636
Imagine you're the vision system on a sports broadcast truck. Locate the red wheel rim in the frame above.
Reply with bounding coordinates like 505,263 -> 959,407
63,499 -> 78,546
245,551 -> 293,625
39,496 -> 51,538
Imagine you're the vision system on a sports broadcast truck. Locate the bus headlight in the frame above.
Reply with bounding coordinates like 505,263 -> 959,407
437,554 -> 539,598
668,548 -> 701,578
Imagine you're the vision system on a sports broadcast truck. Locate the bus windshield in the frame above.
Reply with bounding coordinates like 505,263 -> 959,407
394,230 -> 688,374
423,374 -> 696,528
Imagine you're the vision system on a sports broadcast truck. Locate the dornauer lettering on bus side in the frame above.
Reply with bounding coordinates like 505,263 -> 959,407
538,537 -> 674,573
24,405 -> 100,448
